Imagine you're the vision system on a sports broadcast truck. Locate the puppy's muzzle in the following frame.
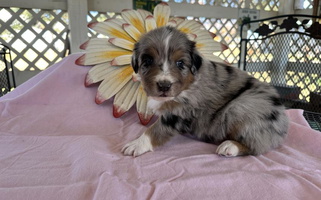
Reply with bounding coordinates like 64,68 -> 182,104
157,81 -> 172,92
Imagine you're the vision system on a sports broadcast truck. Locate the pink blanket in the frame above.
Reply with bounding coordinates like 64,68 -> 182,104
0,54 -> 320,200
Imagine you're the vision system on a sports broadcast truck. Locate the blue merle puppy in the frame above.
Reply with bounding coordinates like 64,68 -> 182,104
122,26 -> 289,157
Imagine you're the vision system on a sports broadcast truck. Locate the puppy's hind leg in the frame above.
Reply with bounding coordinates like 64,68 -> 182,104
216,140 -> 250,157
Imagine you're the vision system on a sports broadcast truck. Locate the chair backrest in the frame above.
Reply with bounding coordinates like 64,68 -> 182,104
0,44 -> 16,96
238,15 -> 321,114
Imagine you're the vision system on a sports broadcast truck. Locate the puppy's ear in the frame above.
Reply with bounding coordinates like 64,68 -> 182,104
191,52 -> 202,74
131,42 -> 140,74
189,41 -> 203,74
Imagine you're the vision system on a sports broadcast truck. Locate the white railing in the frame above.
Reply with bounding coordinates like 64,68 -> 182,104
0,0 -> 314,85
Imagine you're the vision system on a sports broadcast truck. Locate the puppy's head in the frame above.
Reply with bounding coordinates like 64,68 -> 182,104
132,26 -> 202,101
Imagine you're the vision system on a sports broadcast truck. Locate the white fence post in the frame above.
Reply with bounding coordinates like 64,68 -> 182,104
67,0 -> 88,53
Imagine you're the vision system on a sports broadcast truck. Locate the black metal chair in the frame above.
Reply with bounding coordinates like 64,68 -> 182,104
0,43 -> 16,97
238,15 -> 321,131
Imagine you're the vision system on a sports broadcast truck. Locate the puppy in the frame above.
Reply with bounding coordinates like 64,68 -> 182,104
122,26 -> 288,157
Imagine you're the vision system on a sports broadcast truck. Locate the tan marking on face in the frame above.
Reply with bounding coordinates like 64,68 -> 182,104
171,49 -> 185,62
170,49 -> 195,91
141,64 -> 161,96
145,46 -> 158,58
181,72 -> 195,90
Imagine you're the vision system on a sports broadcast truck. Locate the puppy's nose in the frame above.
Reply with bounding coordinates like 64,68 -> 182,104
157,81 -> 172,92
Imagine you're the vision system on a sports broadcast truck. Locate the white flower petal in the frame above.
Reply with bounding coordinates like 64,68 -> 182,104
123,23 -> 141,41
85,62 -> 113,86
136,84 -> 154,125
187,33 -> 197,41
80,38 -> 112,51
154,2 -> 170,27
194,30 -> 226,54
108,38 -> 134,51
169,17 -> 185,26
137,9 -> 152,21
121,9 -> 145,33
75,47 -> 131,66
113,80 -> 140,118
88,20 -> 135,42
96,66 -> 133,104
111,54 -> 132,66
177,20 -> 203,34
145,15 -> 157,32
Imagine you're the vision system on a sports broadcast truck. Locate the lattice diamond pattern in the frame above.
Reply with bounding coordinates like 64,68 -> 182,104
193,17 -> 240,64
247,39 -> 273,63
250,0 -> 279,11
245,32 -> 321,103
165,0 -> 245,7
165,0 -> 279,10
303,0 -> 313,9
289,34 -> 321,63
0,8 -> 69,72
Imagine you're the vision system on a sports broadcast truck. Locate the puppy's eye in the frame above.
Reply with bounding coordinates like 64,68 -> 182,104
143,57 -> 153,66
176,60 -> 184,70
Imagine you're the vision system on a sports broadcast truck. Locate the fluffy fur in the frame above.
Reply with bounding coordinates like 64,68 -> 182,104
122,26 -> 289,157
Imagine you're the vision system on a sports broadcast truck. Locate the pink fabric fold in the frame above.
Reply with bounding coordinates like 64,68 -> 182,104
0,54 -> 320,200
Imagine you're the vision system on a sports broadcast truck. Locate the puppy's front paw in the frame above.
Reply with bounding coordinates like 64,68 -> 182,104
121,133 -> 153,157
216,140 -> 241,157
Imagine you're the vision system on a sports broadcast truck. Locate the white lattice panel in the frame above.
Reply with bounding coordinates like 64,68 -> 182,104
0,8 -> 69,72
193,17 -> 240,64
165,0 -> 279,10
249,0 -> 279,11
303,0 -> 313,9
165,0 -> 245,7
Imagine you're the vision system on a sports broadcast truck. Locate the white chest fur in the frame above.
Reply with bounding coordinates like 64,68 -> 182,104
147,97 -> 174,115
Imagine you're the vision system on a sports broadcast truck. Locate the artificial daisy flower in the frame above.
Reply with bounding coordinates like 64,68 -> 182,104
76,2 -> 227,125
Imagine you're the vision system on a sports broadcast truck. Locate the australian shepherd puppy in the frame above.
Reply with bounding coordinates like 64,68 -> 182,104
122,26 -> 288,157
